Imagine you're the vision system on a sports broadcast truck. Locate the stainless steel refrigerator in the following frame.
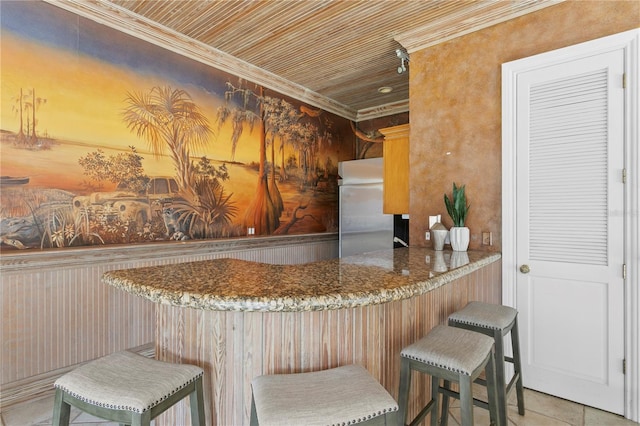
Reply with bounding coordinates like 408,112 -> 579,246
338,158 -> 394,257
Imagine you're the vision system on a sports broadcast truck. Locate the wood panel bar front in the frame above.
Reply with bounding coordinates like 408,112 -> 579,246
153,258 -> 502,425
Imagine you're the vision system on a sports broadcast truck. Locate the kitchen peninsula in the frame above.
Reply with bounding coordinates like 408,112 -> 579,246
103,247 -> 501,425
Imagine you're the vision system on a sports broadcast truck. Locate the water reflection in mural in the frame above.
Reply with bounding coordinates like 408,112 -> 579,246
0,1 -> 354,250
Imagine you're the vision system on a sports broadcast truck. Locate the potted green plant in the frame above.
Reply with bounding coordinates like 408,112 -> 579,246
444,183 -> 470,251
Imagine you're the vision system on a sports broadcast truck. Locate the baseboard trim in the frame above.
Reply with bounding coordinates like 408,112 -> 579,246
0,343 -> 154,411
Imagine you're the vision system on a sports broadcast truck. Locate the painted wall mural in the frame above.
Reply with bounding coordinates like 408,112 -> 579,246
0,1 -> 360,251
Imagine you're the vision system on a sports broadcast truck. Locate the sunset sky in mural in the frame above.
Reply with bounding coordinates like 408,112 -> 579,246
0,1 -> 261,164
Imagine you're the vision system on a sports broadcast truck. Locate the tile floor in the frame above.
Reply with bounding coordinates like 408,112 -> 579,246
1,387 -> 638,426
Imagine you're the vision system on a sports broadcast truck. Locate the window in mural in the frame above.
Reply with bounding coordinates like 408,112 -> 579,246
0,1 -> 355,251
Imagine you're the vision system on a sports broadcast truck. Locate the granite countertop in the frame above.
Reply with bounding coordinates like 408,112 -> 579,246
102,248 -> 501,312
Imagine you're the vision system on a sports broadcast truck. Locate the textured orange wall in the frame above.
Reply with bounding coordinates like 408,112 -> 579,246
409,1 -> 639,251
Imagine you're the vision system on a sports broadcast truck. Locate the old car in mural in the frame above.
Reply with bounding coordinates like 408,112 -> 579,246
72,176 -> 182,232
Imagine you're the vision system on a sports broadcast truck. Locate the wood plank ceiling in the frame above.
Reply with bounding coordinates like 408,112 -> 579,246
54,0 -> 562,120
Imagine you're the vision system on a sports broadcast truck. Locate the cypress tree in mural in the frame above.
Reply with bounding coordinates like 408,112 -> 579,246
26,89 -> 47,145
292,106 -> 333,188
12,88 -> 47,147
122,86 -> 211,196
288,121 -> 316,186
216,83 -> 284,235
264,97 -> 304,216
11,88 -> 26,143
216,81 -> 327,235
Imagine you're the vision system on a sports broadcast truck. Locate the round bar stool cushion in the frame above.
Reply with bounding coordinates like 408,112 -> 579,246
251,364 -> 398,425
447,301 -> 517,331
54,351 -> 203,414
401,325 -> 495,375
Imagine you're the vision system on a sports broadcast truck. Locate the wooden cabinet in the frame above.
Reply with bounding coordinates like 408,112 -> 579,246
379,124 -> 409,214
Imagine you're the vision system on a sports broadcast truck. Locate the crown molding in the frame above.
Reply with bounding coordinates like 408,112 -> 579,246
42,0 -> 358,121
395,0 -> 563,53
356,99 -> 410,122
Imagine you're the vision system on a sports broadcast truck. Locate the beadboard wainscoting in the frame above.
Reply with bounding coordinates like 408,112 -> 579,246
152,258 -> 502,425
0,233 -> 338,410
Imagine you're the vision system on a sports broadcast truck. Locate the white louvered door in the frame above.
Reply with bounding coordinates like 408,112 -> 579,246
515,48 -> 625,414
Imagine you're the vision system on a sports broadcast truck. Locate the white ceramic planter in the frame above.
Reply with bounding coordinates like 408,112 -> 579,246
449,227 -> 470,251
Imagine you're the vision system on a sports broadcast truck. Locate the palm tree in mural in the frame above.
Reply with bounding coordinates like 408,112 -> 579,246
216,81 -> 306,235
122,86 -> 211,195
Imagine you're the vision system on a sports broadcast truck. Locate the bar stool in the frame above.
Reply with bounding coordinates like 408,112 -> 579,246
250,364 -> 398,425
52,350 -> 205,426
447,301 -> 525,426
397,325 -> 500,426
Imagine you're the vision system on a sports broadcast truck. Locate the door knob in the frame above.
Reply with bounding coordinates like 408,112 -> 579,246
519,264 -> 530,274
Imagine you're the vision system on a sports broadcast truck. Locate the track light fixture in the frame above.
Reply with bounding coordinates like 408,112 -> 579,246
396,48 -> 409,74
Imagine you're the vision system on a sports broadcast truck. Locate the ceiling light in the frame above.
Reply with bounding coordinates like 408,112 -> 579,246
378,86 -> 393,94
396,48 -> 409,74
